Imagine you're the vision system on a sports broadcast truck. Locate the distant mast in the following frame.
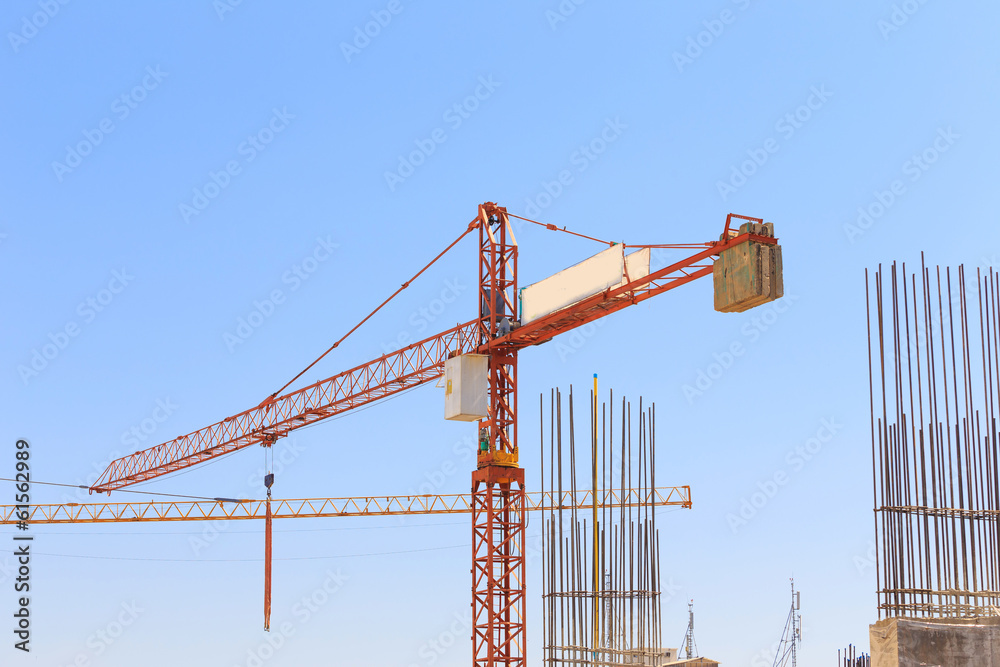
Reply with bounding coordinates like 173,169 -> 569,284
772,579 -> 802,667
682,599 -> 698,659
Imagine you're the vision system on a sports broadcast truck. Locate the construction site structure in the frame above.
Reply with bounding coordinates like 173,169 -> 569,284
682,600 -> 699,660
771,579 -> 801,667
838,644 -> 871,666
866,259 -> 1000,666
540,386 -> 676,666
19,204 -> 782,666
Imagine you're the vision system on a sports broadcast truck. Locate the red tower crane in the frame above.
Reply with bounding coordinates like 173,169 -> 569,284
89,202 -> 782,666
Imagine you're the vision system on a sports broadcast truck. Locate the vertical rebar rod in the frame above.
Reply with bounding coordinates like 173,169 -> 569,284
869,261 -> 1000,617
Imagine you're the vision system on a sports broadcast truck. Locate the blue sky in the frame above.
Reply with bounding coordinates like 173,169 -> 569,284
2,1 -> 999,665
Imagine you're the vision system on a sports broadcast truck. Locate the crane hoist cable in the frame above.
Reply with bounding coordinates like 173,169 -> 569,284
506,211 -> 718,250
506,212 -> 612,246
0,477 -> 248,503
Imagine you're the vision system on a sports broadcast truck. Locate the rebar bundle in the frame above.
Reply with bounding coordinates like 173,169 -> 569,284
540,386 -> 666,666
866,259 -> 1000,618
838,644 -> 870,666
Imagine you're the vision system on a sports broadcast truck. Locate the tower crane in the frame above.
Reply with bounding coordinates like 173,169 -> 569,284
17,202 -> 782,666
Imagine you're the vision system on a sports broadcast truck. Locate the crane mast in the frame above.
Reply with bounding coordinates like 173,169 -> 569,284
472,204 -> 525,666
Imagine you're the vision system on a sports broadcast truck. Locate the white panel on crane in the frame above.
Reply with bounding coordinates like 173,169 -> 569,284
619,247 -> 650,288
444,354 -> 488,421
519,245 -> 624,324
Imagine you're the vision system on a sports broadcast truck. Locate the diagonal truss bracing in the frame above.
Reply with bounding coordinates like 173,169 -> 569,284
0,486 -> 691,525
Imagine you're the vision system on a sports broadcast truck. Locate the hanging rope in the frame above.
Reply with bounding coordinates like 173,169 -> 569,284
263,465 -> 274,632
264,489 -> 272,631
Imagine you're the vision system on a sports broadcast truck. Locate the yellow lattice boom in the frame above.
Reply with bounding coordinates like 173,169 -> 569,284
0,486 -> 690,525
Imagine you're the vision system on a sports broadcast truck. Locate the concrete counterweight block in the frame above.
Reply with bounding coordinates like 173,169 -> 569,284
713,222 -> 783,313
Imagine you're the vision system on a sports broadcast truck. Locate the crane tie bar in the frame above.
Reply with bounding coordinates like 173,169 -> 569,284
262,219 -> 480,404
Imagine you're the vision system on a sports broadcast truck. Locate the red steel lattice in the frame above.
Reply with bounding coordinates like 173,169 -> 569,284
92,321 -> 480,492
472,467 -> 526,667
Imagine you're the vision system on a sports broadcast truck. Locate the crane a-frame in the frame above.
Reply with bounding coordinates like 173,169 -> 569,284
80,202 -> 781,666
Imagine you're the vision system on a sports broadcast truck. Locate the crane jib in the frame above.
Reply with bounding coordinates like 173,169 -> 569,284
89,213 -> 779,495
